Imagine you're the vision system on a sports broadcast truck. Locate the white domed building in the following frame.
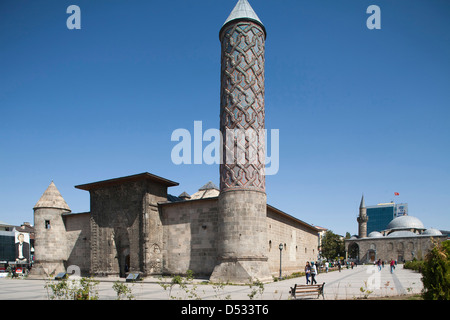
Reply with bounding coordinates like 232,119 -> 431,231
345,196 -> 447,263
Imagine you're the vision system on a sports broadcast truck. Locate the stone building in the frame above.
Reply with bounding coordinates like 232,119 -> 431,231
32,174 -> 318,281
31,1 -> 319,283
345,195 -> 447,263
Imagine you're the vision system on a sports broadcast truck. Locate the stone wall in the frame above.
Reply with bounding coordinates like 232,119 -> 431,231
64,212 -> 91,276
267,207 -> 319,276
161,198 -> 218,277
161,197 -> 319,280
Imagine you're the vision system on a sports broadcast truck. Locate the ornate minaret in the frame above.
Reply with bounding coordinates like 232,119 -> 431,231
357,194 -> 368,238
210,0 -> 271,283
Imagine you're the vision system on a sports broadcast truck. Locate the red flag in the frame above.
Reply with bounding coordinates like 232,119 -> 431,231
394,192 -> 400,196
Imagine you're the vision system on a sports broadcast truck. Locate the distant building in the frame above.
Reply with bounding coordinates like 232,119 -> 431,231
314,225 -> 328,258
0,221 -> 14,232
0,230 -> 15,262
0,222 -> 34,264
346,196 -> 446,263
366,202 -> 408,234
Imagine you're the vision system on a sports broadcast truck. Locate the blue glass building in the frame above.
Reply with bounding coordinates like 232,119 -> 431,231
366,203 -> 408,234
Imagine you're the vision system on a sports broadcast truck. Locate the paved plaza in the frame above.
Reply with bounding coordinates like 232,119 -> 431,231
0,264 -> 423,300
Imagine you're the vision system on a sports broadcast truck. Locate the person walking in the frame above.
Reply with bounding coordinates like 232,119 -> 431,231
390,259 -> 395,274
310,262 -> 317,285
305,262 -> 311,284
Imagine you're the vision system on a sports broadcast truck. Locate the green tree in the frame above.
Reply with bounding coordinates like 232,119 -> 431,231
421,239 -> 450,300
321,230 -> 345,261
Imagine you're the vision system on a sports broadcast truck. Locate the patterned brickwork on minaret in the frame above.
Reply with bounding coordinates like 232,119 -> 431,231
219,19 -> 266,193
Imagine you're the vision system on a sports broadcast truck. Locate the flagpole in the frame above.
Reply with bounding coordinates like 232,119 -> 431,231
393,192 -> 399,217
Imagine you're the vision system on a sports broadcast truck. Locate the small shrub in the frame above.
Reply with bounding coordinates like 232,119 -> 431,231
404,259 -> 425,272
45,277 -> 99,300
112,281 -> 135,300
421,240 -> 450,300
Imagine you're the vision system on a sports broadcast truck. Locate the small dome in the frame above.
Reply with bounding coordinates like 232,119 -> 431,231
387,230 -> 417,238
387,215 -> 425,230
368,231 -> 383,238
422,228 -> 442,236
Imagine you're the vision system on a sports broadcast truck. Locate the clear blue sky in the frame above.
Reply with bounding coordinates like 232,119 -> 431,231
1,0 -> 449,236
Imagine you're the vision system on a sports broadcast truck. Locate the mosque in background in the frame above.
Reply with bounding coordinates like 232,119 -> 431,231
345,195 -> 447,263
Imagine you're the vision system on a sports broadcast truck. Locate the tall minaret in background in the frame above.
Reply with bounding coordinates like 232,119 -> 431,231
357,194 -> 368,238
210,0 -> 271,283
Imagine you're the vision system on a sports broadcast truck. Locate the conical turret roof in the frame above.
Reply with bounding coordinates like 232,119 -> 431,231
223,0 -> 263,26
221,0 -> 266,37
34,181 -> 71,211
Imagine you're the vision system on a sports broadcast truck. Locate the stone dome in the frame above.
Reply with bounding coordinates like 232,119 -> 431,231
387,215 -> 425,231
422,228 -> 442,236
387,230 -> 417,238
368,231 -> 383,238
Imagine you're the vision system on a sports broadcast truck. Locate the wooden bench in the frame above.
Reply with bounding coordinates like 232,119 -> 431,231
289,283 -> 325,299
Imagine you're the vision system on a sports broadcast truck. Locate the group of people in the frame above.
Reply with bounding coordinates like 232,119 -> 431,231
304,257 -> 399,284
304,260 -> 356,285
304,261 -> 318,285
375,258 -> 397,273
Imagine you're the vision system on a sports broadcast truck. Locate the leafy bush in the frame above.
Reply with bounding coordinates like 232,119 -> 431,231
421,240 -> 450,300
404,259 -> 425,272
112,280 -> 135,300
45,277 -> 99,300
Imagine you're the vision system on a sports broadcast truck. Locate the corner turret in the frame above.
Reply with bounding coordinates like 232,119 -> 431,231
32,181 -> 70,276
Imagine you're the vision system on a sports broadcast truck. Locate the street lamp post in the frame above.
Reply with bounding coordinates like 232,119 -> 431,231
279,243 -> 283,279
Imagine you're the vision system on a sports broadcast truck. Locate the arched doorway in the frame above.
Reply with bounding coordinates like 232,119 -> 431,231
119,247 -> 130,277
368,249 -> 376,263
113,227 -> 130,278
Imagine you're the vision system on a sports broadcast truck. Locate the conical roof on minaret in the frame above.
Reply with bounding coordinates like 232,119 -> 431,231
221,0 -> 266,37
359,194 -> 366,209
34,181 -> 71,211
